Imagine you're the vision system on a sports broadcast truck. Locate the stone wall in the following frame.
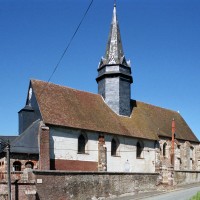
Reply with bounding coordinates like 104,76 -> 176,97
1,170 -> 200,199
0,171 -> 158,200
33,171 -> 158,200
39,124 -> 50,170
174,170 -> 200,185
159,139 -> 200,172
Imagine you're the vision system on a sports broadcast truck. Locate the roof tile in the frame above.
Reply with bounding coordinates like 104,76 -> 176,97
31,80 -> 198,143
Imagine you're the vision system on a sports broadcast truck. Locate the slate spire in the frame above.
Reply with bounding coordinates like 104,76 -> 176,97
96,4 -> 133,117
98,4 -> 130,68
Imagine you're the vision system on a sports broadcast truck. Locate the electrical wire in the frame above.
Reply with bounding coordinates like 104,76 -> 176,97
47,0 -> 94,83
37,0 -> 94,99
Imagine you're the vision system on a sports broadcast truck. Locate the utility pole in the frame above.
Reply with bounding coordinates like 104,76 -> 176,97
0,139 -> 11,200
6,142 -> 11,200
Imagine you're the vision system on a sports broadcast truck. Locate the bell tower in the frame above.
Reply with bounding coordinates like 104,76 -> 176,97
96,4 -> 133,116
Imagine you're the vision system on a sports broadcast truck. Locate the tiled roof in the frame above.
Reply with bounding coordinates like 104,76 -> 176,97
31,80 -> 199,143
130,101 -> 199,143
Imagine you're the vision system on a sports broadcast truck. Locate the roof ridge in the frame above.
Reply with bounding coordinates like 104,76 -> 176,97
134,99 -> 179,114
31,79 -> 100,97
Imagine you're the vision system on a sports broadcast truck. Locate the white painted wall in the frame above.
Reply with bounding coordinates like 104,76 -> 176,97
50,127 -> 99,162
49,127 -> 156,172
105,135 -> 155,172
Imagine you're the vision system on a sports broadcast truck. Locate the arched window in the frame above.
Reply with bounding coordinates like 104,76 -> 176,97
190,146 -> 194,159
25,161 -> 34,169
163,143 -> 167,157
111,138 -> 119,156
78,134 -> 86,153
13,161 -> 22,171
154,141 -> 160,149
136,141 -> 143,158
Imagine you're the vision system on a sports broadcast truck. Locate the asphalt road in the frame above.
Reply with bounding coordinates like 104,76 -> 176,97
113,185 -> 200,200
142,186 -> 200,200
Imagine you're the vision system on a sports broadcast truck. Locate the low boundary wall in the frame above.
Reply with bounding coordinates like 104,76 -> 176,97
33,171 -> 159,200
174,170 -> 200,186
2,170 -> 200,199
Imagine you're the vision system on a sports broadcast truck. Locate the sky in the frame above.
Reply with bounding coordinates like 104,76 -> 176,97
0,0 -> 200,139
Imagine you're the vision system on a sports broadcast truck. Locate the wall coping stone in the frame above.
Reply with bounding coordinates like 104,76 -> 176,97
174,170 -> 200,173
32,170 -> 159,176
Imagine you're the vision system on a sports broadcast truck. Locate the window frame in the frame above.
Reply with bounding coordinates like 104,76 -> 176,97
111,137 -> 120,157
25,161 -> 34,169
163,142 -> 167,157
77,133 -> 88,154
136,141 -> 144,159
13,161 -> 22,171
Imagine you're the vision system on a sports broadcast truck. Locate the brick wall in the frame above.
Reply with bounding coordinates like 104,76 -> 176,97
98,135 -> 107,171
0,182 -> 36,200
0,170 -> 36,200
39,124 -> 50,170
50,159 -> 97,171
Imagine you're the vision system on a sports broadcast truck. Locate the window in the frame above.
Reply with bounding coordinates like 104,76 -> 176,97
78,134 -> 86,153
163,143 -> 167,157
154,141 -> 160,149
25,161 -> 34,169
136,141 -> 143,158
176,145 -> 181,157
190,146 -> 194,159
198,160 -> 200,170
13,161 -> 22,171
176,158 -> 181,170
111,138 -> 119,156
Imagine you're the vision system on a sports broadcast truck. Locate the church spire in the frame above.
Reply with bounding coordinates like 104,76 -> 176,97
98,4 -> 130,68
96,4 -> 133,117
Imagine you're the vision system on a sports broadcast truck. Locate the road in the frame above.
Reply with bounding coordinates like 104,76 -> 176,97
142,186 -> 200,200
113,185 -> 200,200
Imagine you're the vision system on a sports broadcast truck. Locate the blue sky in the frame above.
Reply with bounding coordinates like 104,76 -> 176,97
0,0 -> 200,139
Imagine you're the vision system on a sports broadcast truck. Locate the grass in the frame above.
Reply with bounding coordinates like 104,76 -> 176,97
190,192 -> 200,200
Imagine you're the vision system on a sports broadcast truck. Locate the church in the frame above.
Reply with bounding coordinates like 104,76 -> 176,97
0,4 -> 199,182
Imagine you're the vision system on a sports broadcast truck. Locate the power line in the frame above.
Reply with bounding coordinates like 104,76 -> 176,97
37,0 -> 94,99
47,0 -> 94,83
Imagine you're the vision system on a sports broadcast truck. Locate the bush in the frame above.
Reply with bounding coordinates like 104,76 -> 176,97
190,191 -> 200,200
